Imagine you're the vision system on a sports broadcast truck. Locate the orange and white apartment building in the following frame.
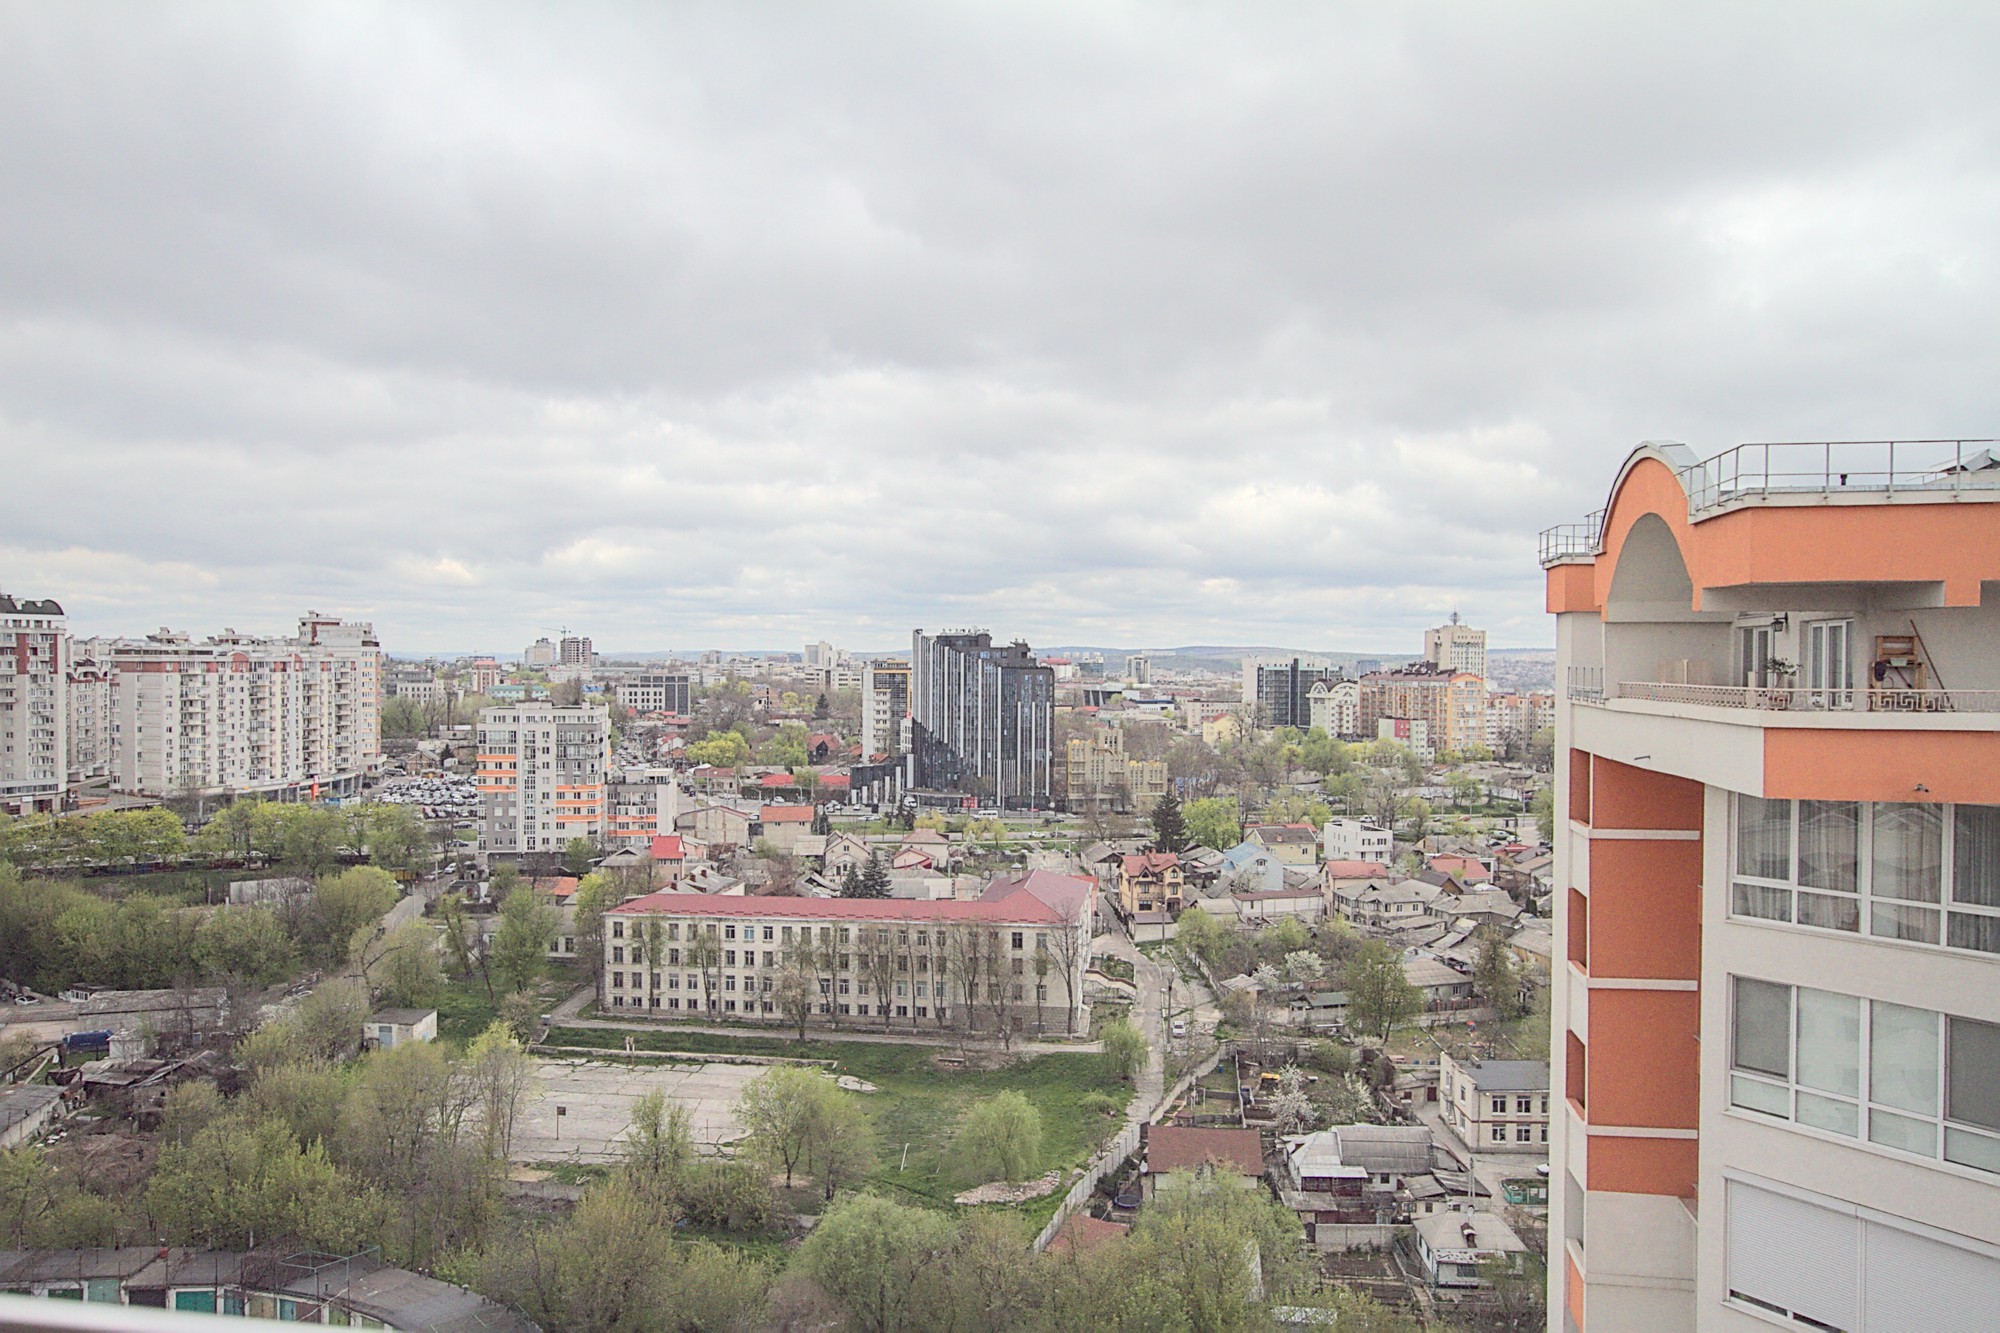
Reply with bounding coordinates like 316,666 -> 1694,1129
1543,441 -> 2000,1330
475,701 -> 610,857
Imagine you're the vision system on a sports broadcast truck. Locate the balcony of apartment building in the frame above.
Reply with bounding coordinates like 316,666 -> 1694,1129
1547,440 -> 2000,804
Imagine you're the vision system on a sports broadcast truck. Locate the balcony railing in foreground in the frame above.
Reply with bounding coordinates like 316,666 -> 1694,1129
1583,681 -> 2000,713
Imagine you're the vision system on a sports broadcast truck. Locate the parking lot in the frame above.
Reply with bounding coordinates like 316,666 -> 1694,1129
511,1056 -> 770,1164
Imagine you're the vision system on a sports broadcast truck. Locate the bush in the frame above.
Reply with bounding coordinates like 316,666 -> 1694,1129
955,1091 -> 1044,1184
1080,1091 -> 1122,1117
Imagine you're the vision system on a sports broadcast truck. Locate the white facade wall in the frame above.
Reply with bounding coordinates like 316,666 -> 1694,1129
0,598 -> 69,814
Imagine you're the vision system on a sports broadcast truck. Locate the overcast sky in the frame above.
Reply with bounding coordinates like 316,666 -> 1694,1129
4,5 -> 1997,656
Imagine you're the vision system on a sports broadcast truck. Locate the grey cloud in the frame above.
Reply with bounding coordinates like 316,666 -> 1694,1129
4,4 -> 1999,652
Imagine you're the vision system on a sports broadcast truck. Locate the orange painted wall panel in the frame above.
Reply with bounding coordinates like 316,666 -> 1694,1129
1548,562 -> 1599,614
1567,1250 -> 1586,1331
1590,759 -> 1702,831
1566,1032 -> 1587,1114
1569,748 -> 1593,827
1584,989 -> 1699,1130
1765,729 -> 2000,805
1586,840 -> 1701,981
1586,1134 -> 1697,1198
1567,888 -> 1589,969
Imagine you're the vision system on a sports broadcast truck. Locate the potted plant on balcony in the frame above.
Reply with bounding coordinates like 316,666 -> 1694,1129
1757,657 -> 1798,708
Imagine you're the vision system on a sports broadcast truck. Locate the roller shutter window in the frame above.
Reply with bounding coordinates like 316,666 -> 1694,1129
1725,1179 -> 1858,1330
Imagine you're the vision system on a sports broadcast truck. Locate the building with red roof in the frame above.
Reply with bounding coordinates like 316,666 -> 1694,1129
1143,1126 -> 1266,1200
1116,851 -> 1184,918
601,880 -> 1093,1034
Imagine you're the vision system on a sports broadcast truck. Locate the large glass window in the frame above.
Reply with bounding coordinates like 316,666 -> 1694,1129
1729,978 -> 2000,1177
1732,796 -> 2000,956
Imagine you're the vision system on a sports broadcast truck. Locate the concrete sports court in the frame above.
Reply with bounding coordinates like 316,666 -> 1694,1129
511,1057 -> 767,1164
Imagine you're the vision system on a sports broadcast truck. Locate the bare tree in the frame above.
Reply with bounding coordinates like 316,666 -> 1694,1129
1046,897 -> 1092,1036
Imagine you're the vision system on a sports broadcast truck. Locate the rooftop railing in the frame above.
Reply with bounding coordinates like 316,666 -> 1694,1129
1538,439 -> 2000,566
1683,439 -> 2000,514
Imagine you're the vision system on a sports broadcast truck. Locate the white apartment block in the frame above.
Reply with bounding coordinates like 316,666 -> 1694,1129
1425,613 -> 1488,679
1307,677 -> 1360,738
615,670 -> 692,716
860,662 -> 910,759
476,702 -> 610,856
0,596 -> 70,816
66,640 -> 114,786
101,614 -> 381,799
1324,816 -> 1394,864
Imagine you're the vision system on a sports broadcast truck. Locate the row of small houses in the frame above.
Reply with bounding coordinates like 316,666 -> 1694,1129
1109,1120 -> 1534,1291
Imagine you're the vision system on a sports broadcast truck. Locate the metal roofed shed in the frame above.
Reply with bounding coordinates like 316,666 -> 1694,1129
1453,1059 -> 1550,1093
0,1086 -> 62,1149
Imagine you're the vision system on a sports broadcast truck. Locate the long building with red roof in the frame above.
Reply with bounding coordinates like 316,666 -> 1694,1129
602,880 -> 1093,1035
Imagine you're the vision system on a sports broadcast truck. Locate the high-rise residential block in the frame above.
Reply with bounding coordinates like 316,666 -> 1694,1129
476,701 -> 610,856
1425,612 -> 1488,679
0,595 -> 70,815
523,637 -> 557,668
95,614 -> 381,799
1542,439 -> 2000,1330
616,670 -> 693,716
860,662 -> 911,759
558,634 -> 594,667
909,630 -> 1052,809
1357,664 -> 1485,754
1249,658 -> 1341,730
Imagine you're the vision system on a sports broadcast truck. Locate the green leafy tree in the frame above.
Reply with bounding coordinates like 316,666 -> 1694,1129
146,1117 -> 384,1253
368,921 -> 445,1009
193,905 -> 299,986
1344,940 -> 1420,1040
955,1091 -> 1043,1184
1474,927 -> 1523,1016
684,730 -> 751,768
570,872 -> 619,991
622,1090 -> 696,1206
1099,1017 -> 1148,1083
563,837 -> 596,876
301,866 -> 398,966
796,1193 -> 958,1333
364,802 -> 430,876
465,1021 -> 537,1162
737,1065 -> 831,1188
1183,797 -> 1242,851
1172,905 -> 1229,973
1532,785 -> 1555,841
1149,791 -> 1190,853
491,885 -> 557,993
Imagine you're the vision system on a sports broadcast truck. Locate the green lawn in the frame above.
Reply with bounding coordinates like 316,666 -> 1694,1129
436,964 -> 579,1047
545,1024 -> 1132,1225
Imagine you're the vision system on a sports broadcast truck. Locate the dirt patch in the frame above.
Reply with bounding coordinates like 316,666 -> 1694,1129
953,1170 -> 1061,1206
48,1128 -> 156,1194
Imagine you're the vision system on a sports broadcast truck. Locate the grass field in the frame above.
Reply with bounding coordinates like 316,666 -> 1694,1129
545,1024 -> 1133,1225
435,964 -> 579,1046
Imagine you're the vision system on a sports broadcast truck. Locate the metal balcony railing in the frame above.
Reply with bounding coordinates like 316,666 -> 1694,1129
1538,440 -> 2000,566
1612,681 -> 2000,713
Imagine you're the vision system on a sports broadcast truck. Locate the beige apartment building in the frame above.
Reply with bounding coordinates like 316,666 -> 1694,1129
1358,666 -> 1486,754
601,870 -> 1095,1035
1543,440 -> 2000,1330
476,701 -> 611,856
96,613 -> 380,800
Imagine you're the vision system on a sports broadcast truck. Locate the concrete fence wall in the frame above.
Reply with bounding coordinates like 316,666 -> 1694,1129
1030,1043 -> 1231,1252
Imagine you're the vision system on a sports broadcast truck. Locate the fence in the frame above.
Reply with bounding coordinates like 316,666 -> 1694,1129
1029,1043 -> 1231,1252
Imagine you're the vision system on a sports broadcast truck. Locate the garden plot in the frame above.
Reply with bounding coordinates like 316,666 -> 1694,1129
511,1057 -> 768,1164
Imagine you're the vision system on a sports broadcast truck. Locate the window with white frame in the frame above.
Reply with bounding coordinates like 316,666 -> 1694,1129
1731,795 -> 2000,954
1729,976 -> 2000,1176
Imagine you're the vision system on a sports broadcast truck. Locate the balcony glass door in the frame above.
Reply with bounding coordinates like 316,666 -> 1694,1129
1740,625 -> 1777,688
1806,620 -> 1853,708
